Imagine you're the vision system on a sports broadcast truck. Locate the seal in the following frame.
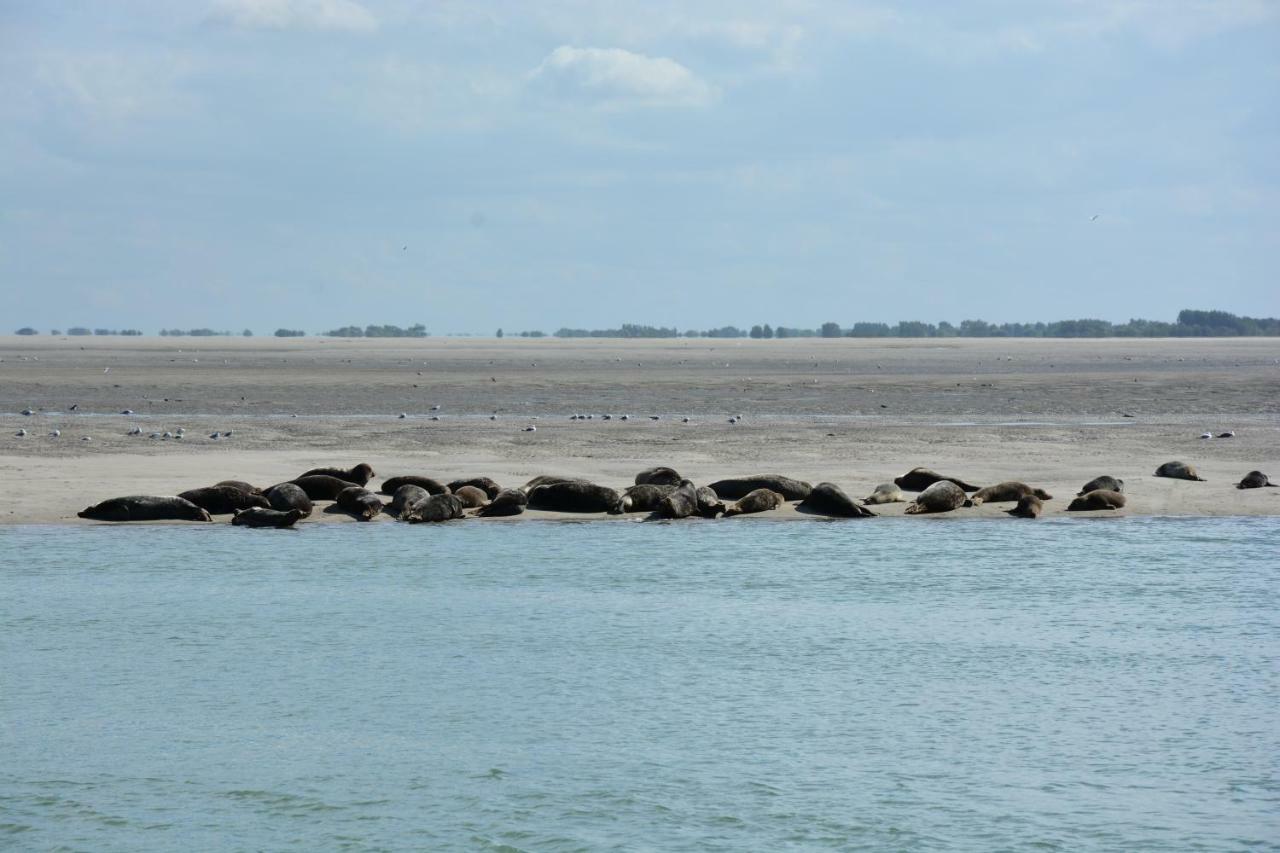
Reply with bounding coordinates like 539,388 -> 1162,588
968,481 -> 1052,507
1078,476 -> 1123,496
527,481 -> 623,514
621,483 -> 676,513
1154,461 -> 1206,481
290,474 -> 362,501
300,462 -> 375,486
447,477 -> 502,499
336,485 -> 383,521
452,485 -> 489,508
654,480 -> 699,519
695,486 -> 726,519
380,475 -> 449,496
178,485 -> 271,515
1067,489 -> 1126,511
521,475 -> 582,493
634,466 -> 682,487
265,482 -> 313,517
893,468 -> 981,493
475,489 -> 528,517
232,507 -> 303,528
1005,495 -> 1043,518
708,475 -> 811,502
903,480 -> 967,514
78,495 -> 212,522
402,492 -> 465,523
862,483 -> 905,505
387,484 -> 429,517
1236,470 -> 1276,489
798,482 -> 877,518
214,479 -> 263,495
723,488 -> 785,517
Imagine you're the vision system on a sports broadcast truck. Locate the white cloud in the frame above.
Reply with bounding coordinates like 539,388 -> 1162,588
530,46 -> 717,107
208,0 -> 377,33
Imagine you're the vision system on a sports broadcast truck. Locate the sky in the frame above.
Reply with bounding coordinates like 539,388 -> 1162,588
1,0 -> 1278,334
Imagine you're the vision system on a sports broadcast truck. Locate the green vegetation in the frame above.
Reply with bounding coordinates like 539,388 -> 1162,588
15,327 -> 37,335
159,329 -> 231,336
322,324 -> 427,338
274,328 -> 306,337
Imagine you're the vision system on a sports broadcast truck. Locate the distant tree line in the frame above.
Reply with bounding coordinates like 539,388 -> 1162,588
159,329 -> 233,337
322,324 -> 427,338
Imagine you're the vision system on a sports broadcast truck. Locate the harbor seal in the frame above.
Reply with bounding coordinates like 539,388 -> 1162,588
214,479 -> 263,496
1077,476 -> 1124,496
336,486 -> 383,521
1067,489 -> 1126,511
300,463 -> 375,486
527,481 -> 623,514
1005,495 -> 1043,518
654,480 -> 698,519
1154,461 -> 1206,482
1236,470 -> 1276,489
232,507 -> 303,528
447,477 -> 502,499
634,466 -> 682,487
695,486 -> 725,518
862,483 -> 905,505
798,482 -> 877,518
521,475 -> 582,493
452,485 -> 489,508
78,495 -> 211,522
904,480 -> 967,514
387,484 -> 429,516
708,475 -> 811,502
475,489 -> 527,517
621,483 -> 676,513
290,474 -> 361,501
402,492 -> 465,523
178,485 -> 271,515
893,468 -> 981,493
265,482 -> 313,517
380,475 -> 449,496
723,488 -> 785,517
968,481 -> 1052,506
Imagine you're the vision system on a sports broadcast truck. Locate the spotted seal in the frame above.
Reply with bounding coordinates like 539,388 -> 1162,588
1066,489 -> 1126,511
380,475 -> 449,496
232,507 -> 303,528
521,475 -> 583,493
621,483 -> 677,513
654,480 -> 699,519
387,484 -> 429,517
708,475 -> 811,502
265,482 -> 313,517
862,483 -> 905,505
78,495 -> 212,522
336,486 -> 383,521
634,466 -> 682,487
527,481 -> 623,514
968,482 -> 1052,507
1077,476 -> 1123,496
1005,495 -> 1043,518
300,463 -> 375,486
178,485 -> 271,515
402,493 -> 465,523
903,480 -> 967,514
798,482 -> 876,518
1154,461 -> 1206,482
893,468 -> 981,493
695,486 -> 725,519
723,488 -> 785,517
475,489 -> 527,518
1236,470 -> 1276,489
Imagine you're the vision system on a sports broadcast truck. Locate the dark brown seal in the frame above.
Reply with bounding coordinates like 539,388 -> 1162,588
265,482 -> 313,517
380,475 -> 449,496
178,485 -> 271,515
1235,471 -> 1275,489
78,496 -> 212,522
904,480 -> 967,514
708,475 -> 811,502
621,483 -> 677,512
894,467 -> 981,493
1154,461 -> 1205,481
634,466 -> 682,487
1005,495 -> 1043,518
527,481 -> 623,513
968,482 -> 1052,506
290,475 -> 361,501
798,482 -> 876,518
300,463 -> 375,486
336,486 -> 383,521
232,507 -> 303,528
522,475 -> 583,493
1078,476 -> 1123,496
447,477 -> 502,499
654,480 -> 698,519
402,493 -> 465,523
1066,489 -> 1126,511
214,479 -> 263,495
723,488 -> 785,517
475,489 -> 527,517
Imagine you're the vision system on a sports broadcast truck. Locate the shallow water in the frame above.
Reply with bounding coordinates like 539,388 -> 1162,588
2,518 -> 1277,851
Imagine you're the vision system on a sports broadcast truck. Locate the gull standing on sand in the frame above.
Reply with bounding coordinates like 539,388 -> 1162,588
15,428 -> 27,437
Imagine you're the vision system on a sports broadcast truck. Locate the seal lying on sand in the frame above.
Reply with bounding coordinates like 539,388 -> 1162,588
452,485 -> 489,508
380,475 -> 449,496
522,475 -> 582,493
337,486 -> 383,521
724,488 -> 785,517
402,493 -> 465,523
290,475 -> 361,501
178,485 -> 270,515
447,477 -> 502,499
1155,461 -> 1206,481
300,463 -> 375,486
214,479 -> 263,495
622,483 -> 676,513
1005,495 -> 1043,518
894,468 -> 980,493
968,482 -> 1052,506
695,486 -> 725,518
78,496 -> 211,522
634,466 -> 682,486
527,481 -> 623,513
387,484 -> 429,516
1078,476 -> 1123,495
709,475 -> 811,502
654,480 -> 698,519
232,507 -> 302,528
1236,470 -> 1276,489
904,480 -> 967,514
798,482 -> 876,518
265,482 -> 312,517
475,489 -> 527,517
862,483 -> 905,505
1067,489 -> 1126,511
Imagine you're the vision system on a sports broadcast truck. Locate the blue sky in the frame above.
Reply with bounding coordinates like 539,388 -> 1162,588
2,0 -> 1277,333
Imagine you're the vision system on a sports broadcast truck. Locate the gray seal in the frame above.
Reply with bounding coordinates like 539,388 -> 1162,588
634,466 -> 682,487
724,488 -> 785,517
78,496 -> 212,522
968,482 -> 1052,506
1078,476 -> 1123,495
894,468 -> 981,493
1154,461 -> 1206,481
527,481 -> 623,513
1005,495 -> 1043,518
178,485 -> 271,515
336,486 -> 383,521
862,483 -> 905,505
388,484 -> 429,517
290,474 -> 361,501
1236,470 -> 1276,489
232,507 -> 303,528
214,479 -> 263,495
708,475 -> 811,502
447,477 -> 502,499
300,463 -> 375,486
1067,489 -> 1126,511
380,475 -> 449,496
521,475 -> 582,493
621,483 -> 676,513
798,482 -> 876,518
402,493 -> 465,523
904,480 -> 967,514
265,482 -> 313,517
654,480 -> 698,519
695,486 -> 725,519
475,489 -> 527,517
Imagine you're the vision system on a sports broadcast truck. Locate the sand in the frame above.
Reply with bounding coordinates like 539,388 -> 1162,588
2,335 -> 1277,523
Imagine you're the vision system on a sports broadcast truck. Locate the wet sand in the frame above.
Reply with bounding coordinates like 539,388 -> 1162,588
2,335 -> 1277,523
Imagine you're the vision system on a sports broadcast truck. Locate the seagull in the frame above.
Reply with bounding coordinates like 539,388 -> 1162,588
398,412 -> 408,419
682,417 -> 690,423
49,429 -> 61,437
728,417 -> 738,424
121,409 -> 133,415
21,408 -> 33,416
163,431 -> 173,439
619,414 -> 629,421
103,367 -> 110,373
222,431 -> 232,438
431,405 -> 441,411
69,404 -> 78,411
15,428 -> 27,437
128,426 -> 142,435
1199,432 -> 1212,439
1218,430 -> 1235,438
81,436 -> 91,442
490,415 -> 497,421
649,415 -> 660,421
430,415 -> 440,421
209,432 -> 220,439
1090,214 -> 1100,221
522,425 -> 536,432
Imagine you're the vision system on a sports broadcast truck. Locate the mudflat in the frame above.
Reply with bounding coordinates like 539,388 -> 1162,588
2,335 -> 1277,523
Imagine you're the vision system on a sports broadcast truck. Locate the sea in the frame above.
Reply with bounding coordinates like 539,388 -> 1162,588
2,517 -> 1277,851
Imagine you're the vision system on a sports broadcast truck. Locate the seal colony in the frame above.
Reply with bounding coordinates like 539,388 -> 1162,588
72,459 -> 1275,526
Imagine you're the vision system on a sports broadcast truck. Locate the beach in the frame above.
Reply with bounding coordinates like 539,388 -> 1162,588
2,335 -> 1277,523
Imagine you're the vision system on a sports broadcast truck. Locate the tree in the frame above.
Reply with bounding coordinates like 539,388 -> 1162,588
15,327 -> 37,335
274,328 -> 305,337
820,322 -> 842,338
242,329 -> 254,337
749,325 -> 764,339
762,324 -> 774,338
496,328 -> 503,338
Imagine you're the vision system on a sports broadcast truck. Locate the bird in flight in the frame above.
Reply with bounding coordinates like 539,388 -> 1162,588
1090,214 -> 1100,221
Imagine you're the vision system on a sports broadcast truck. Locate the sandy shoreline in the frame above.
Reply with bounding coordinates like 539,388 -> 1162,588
2,336 -> 1277,523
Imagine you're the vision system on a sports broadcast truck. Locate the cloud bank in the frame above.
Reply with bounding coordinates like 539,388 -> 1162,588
531,46 -> 716,107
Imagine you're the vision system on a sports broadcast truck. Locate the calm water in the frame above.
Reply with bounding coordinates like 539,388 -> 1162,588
2,518 -> 1277,851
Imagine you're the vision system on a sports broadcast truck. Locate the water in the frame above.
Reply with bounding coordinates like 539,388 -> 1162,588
2,518 -> 1277,851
